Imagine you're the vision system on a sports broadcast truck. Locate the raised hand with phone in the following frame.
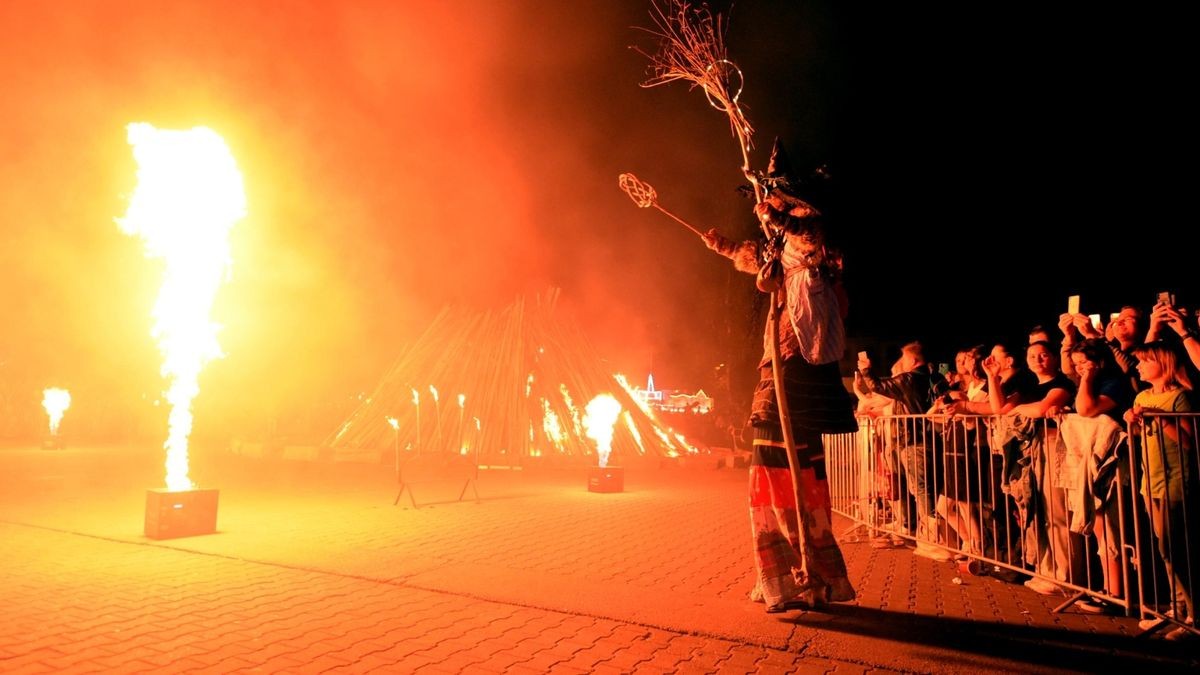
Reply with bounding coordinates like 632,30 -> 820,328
1147,301 -> 1189,343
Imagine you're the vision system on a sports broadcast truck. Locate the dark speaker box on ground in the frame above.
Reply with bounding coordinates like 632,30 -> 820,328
144,488 -> 219,539
587,466 -> 624,493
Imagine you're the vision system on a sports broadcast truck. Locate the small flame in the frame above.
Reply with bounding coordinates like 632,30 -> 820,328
411,388 -> 419,406
541,398 -> 568,453
474,416 -> 481,431
118,123 -> 244,491
429,385 -> 439,403
621,411 -> 646,456
583,394 -> 622,468
457,393 -> 465,408
525,373 -> 534,398
560,384 -> 583,436
42,388 -> 71,435
386,416 -> 399,430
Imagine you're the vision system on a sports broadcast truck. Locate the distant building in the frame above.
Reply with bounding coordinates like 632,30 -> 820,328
631,375 -> 712,414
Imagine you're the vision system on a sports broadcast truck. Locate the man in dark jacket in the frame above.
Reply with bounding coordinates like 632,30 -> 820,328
857,341 -> 952,560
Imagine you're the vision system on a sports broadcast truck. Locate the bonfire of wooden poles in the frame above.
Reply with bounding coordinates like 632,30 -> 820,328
324,289 -> 702,465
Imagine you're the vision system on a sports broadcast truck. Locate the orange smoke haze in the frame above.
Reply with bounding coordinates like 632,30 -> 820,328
0,1 -> 833,442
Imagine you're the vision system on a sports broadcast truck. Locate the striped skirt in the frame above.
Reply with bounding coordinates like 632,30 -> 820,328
749,357 -> 857,437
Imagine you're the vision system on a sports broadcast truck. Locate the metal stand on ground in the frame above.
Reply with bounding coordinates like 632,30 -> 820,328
456,441 -> 481,503
1054,590 -> 1086,614
841,520 -> 871,543
456,475 -> 479,502
392,427 -> 420,508
391,468 -> 420,504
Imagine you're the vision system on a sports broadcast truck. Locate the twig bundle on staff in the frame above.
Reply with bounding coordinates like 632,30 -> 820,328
634,1 -> 753,156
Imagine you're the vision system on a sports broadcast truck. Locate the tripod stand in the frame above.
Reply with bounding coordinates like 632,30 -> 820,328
390,419 -> 419,508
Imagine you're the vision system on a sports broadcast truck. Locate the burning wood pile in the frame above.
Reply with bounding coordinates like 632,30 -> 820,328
325,289 -> 701,466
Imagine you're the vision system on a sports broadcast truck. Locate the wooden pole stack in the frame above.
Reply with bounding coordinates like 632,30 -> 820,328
324,289 -> 707,466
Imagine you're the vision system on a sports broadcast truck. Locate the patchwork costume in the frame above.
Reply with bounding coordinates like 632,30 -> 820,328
704,142 -> 857,610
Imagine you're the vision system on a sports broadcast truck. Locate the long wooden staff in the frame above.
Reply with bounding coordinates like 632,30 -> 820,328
634,0 -> 802,503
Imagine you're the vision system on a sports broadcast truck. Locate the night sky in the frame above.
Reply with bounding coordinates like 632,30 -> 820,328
0,1 -> 1193,438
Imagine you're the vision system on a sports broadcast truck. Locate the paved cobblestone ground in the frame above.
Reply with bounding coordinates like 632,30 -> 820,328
1,444 -> 1195,673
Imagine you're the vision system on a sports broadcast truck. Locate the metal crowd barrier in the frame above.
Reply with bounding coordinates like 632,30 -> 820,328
824,411 -> 1199,638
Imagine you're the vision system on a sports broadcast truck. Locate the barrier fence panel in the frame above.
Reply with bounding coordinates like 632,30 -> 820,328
1133,411 -> 1199,638
825,411 -> 1200,636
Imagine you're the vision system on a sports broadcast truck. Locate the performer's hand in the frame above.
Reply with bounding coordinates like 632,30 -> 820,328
753,200 -> 775,225
702,228 -> 729,252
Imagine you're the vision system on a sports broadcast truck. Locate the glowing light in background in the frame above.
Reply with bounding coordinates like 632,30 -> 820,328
583,394 -> 622,468
541,398 -> 568,454
42,388 -> 71,435
457,393 -> 466,454
614,373 -> 695,456
117,122 -> 245,491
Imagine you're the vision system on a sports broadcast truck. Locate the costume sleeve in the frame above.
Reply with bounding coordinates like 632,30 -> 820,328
705,238 -> 759,275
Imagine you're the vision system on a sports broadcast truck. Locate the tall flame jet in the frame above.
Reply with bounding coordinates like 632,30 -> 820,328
117,123 -> 245,491
583,394 -> 622,468
42,388 -> 71,435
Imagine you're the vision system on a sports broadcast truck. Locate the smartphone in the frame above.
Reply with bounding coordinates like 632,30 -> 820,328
937,363 -> 950,376
1110,312 -> 1120,322
857,350 -> 868,360
1158,291 -> 1176,307
1067,295 -> 1080,315
1088,313 -> 1101,330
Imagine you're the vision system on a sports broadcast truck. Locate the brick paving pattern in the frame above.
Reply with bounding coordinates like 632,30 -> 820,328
1,444 -> 1195,673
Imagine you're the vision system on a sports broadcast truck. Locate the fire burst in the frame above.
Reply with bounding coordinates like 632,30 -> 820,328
42,388 -> 71,435
117,123 -> 245,491
583,394 -> 622,468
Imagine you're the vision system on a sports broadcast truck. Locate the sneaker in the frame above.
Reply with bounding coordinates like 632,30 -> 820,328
888,533 -> 907,546
1164,625 -> 1197,641
1138,609 -> 1176,631
966,560 -> 990,576
1076,598 -> 1112,614
1023,578 -> 1061,595
990,567 -> 1027,584
914,542 -> 954,561
870,536 -> 893,549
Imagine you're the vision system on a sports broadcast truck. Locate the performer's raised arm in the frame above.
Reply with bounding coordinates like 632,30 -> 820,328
701,228 -> 760,274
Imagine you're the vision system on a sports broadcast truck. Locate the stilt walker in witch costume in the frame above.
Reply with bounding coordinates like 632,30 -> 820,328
627,1 -> 857,612
703,143 -> 858,611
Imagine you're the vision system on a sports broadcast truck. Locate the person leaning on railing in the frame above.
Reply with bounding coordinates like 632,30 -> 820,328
1012,342 -> 1078,594
1125,341 -> 1198,639
934,345 -> 992,563
857,343 -> 952,560
1060,339 -> 1136,613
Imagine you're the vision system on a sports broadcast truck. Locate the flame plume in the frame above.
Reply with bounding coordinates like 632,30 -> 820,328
117,123 -> 245,491
42,388 -> 71,435
583,394 -> 622,468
